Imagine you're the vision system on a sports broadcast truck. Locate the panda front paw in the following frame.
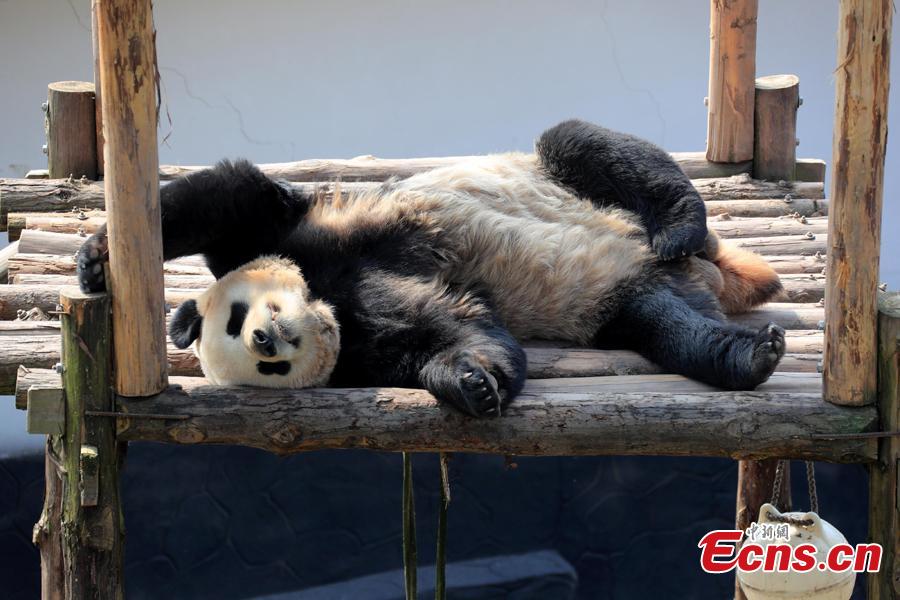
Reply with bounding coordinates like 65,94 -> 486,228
423,349 -> 511,418
651,221 -> 708,260
76,227 -> 109,293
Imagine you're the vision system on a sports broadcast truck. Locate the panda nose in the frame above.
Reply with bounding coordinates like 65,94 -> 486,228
252,329 -> 277,357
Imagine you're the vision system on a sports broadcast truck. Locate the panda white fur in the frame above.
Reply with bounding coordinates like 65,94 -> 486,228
78,119 -> 785,417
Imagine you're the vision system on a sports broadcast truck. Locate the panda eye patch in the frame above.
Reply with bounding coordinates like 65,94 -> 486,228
226,302 -> 249,337
288,336 -> 301,348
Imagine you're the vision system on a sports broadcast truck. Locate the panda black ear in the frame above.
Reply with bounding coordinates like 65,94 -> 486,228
169,299 -> 203,349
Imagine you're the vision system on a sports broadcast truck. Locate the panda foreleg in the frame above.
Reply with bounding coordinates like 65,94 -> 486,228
604,287 -> 786,390
536,119 -> 707,261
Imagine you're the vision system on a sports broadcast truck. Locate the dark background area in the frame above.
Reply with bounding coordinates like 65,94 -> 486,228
1,445 -> 868,599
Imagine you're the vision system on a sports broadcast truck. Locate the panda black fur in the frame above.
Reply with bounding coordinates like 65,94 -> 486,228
78,120 -> 786,417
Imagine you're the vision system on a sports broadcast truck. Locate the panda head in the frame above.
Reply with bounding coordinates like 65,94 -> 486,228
169,256 -> 340,388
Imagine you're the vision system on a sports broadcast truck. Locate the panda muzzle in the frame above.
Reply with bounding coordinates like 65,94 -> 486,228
252,329 -> 278,357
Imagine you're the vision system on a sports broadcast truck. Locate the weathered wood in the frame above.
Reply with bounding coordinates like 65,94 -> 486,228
11,273 -> 213,289
0,179 -> 104,229
8,253 -> 210,278
8,211 -> 105,241
0,284 -> 197,320
0,175 -> 825,230
1,336 -> 824,398
108,373 -> 876,462
26,169 -> 49,180
15,366 -> 61,410
96,0 -> 168,396
0,240 -> 20,284
33,434 -> 64,600
869,292 -> 900,599
780,274 -> 826,303
693,175 -> 823,201
705,198 -> 827,218
753,75 -> 800,181
824,0 -> 892,407
764,254 -> 828,275
706,0 -> 757,163
159,151 -> 752,182
90,0 -> 104,176
46,82 -> 98,180
709,216 -> 827,239
730,303 -> 824,330
794,159 -> 826,183
732,234 -> 826,256
52,289 -> 123,598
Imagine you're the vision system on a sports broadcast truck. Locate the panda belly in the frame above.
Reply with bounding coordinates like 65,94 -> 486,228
395,154 -> 655,343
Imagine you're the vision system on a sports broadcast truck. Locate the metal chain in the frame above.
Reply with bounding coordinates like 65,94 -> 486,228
770,459 -> 786,510
806,461 -> 818,514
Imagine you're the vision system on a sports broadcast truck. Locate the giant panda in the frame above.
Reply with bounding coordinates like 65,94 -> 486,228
77,119 -> 785,417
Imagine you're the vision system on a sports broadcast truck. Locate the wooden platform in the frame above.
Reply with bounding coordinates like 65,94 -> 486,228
2,159 -> 875,463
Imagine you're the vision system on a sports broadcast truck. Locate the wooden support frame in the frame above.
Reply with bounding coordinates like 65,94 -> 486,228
824,0 -> 892,407
45,82 -> 98,180
95,0 -> 168,397
706,0 -> 758,163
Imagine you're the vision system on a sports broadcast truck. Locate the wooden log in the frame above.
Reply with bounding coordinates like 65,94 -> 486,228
90,0 -> 104,177
8,211 -> 105,241
752,75 -> 800,181
53,289 -> 124,598
107,372 -> 877,462
730,303 -> 824,330
0,179 -> 104,229
780,274 -> 826,303
706,0 -> 757,163
0,240 -> 20,284
692,175 -> 823,201
0,284 -> 198,320
96,0 -> 168,396
1,321 -> 63,337
705,198 -> 827,218
733,234 -> 826,256
869,293 -> 900,598
7,253 -> 210,278
794,159 -> 826,183
824,0 -> 892,407
11,273 -> 213,289
0,333 -> 823,398
45,82 -> 98,180
765,254 -> 828,275
26,169 -> 49,180
709,215 -> 827,239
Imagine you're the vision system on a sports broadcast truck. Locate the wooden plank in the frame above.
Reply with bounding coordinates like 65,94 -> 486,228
96,0 -> 168,396
794,159 -> 826,183
106,372 -> 877,462
11,273 -> 213,289
706,0 -> 757,162
709,215 -> 827,239
0,284 -> 198,320
46,81 -> 98,180
7,253 -> 209,278
824,0 -> 892,407
869,292 -> 900,599
705,198 -> 827,218
752,74 -> 800,181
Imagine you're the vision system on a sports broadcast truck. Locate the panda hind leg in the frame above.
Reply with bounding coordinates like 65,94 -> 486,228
602,287 -> 785,390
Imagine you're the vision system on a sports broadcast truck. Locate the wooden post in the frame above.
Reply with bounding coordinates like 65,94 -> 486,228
824,0 -> 892,407
36,289 -> 124,599
869,293 -> 899,599
45,82 -> 98,180
706,0 -> 757,163
752,75 -> 800,181
96,0 -> 168,396
735,460 -> 791,600
91,0 -> 104,176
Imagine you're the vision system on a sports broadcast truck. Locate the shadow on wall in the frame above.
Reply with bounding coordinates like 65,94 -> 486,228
0,444 -> 868,600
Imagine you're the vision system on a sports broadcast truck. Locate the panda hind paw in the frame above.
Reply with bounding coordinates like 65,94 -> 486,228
76,231 -> 109,293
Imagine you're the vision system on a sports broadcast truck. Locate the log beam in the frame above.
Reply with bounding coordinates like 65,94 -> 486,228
45,82 -> 98,180
752,74 -> 800,181
706,0 -> 758,163
96,0 -> 168,396
824,0 -> 892,406
869,293 -> 900,598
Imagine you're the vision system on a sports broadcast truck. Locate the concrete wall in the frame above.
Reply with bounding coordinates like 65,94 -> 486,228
1,0 -> 897,284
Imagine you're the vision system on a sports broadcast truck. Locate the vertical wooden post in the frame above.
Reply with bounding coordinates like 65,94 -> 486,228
706,0 -> 757,163
734,460 -> 790,600
90,0 -> 105,177
752,74 -> 800,181
869,293 -> 899,599
46,82 -> 98,180
824,0 -> 892,407
96,0 -> 168,396
36,289 -> 124,599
